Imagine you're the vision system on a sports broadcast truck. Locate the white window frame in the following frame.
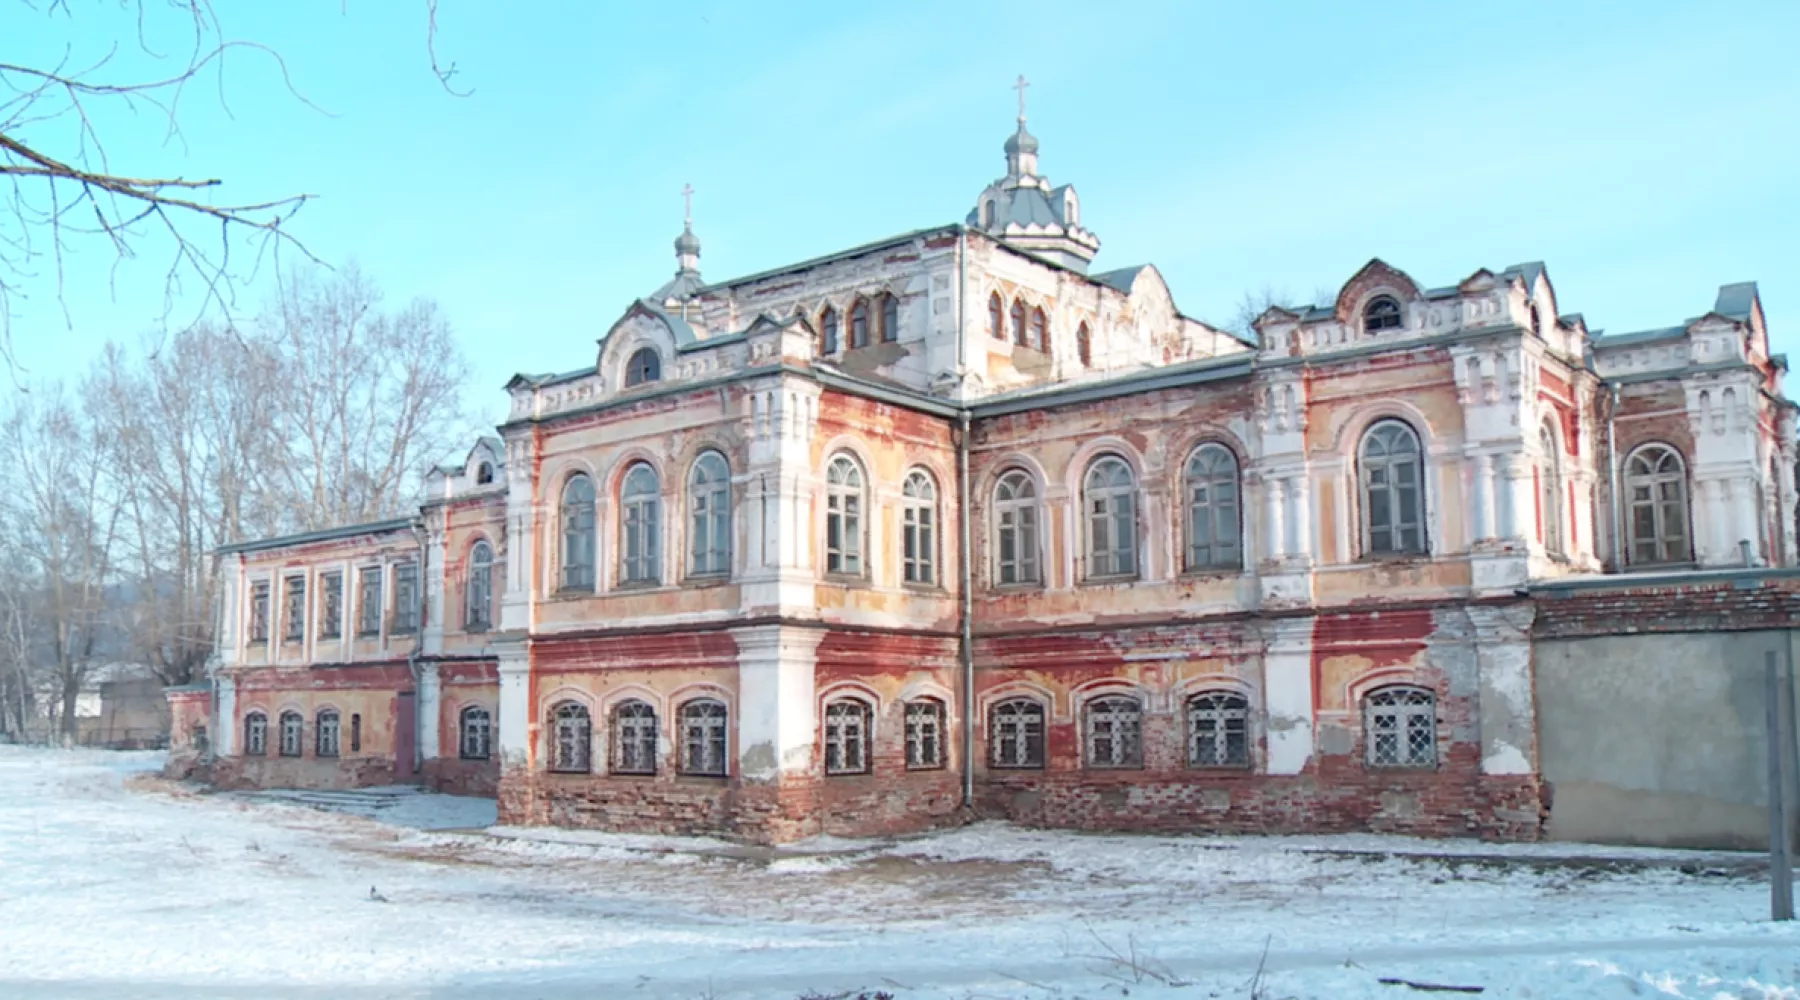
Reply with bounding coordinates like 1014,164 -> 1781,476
679,699 -> 729,777
619,462 -> 662,586
1364,686 -> 1437,768
904,699 -> 945,770
901,470 -> 937,586
993,469 -> 1041,586
1187,691 -> 1250,768
824,454 -> 865,577
466,541 -> 495,631
989,698 -> 1045,769
1184,444 -> 1242,571
687,451 -> 732,577
1359,420 -> 1427,556
561,474 -> 597,591
1083,456 -> 1139,579
1082,695 -> 1143,769
611,700 -> 658,775
549,701 -> 592,773
1624,443 -> 1691,565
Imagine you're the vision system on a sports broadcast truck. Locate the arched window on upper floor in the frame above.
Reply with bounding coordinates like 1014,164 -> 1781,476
881,293 -> 900,343
1027,307 -> 1048,352
465,540 -> 495,631
688,451 -> 731,577
1183,444 -> 1241,571
1083,456 -> 1138,579
1075,322 -> 1092,366
1539,423 -> 1563,558
1528,302 -> 1544,338
619,463 -> 662,586
1624,443 -> 1691,566
824,454 -> 865,577
820,306 -> 839,355
849,298 -> 870,349
901,469 -> 937,586
992,469 -> 1041,586
1363,295 -> 1403,334
475,462 -> 494,485
1359,420 -> 1426,556
625,348 -> 661,387
1010,298 -> 1027,346
988,293 -> 1005,340
560,474 -> 597,592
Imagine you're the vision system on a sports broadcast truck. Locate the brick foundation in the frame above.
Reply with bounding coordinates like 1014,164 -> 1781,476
211,754 -> 403,791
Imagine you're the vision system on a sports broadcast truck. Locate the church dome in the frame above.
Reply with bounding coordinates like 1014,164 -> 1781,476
1004,123 -> 1039,157
674,225 -> 701,257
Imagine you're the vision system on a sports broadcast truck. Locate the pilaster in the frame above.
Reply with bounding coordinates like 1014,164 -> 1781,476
500,432 -> 538,633
214,671 -> 238,757
417,662 -> 442,763
1467,604 -> 1536,775
1259,616 -> 1315,775
494,639 -> 532,770
732,623 -> 825,782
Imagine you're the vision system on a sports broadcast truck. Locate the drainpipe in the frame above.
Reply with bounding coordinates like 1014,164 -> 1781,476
1607,384 -> 1624,570
957,409 -> 975,810
406,517 -> 428,779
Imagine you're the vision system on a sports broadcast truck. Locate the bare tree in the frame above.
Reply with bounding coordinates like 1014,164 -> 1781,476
1230,284 -> 1340,339
0,383 -> 120,741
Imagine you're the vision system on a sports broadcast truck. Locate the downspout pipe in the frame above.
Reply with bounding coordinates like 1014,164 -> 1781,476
1607,383 -> 1624,570
958,409 -> 975,810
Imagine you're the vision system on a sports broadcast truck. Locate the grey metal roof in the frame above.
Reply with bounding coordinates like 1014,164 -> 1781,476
652,269 -> 706,303
1501,261 -> 1546,289
1091,266 -> 1146,294
697,224 -> 960,294
1593,324 -> 1688,347
1714,282 -> 1758,320
967,185 -> 1065,230
218,516 -> 416,556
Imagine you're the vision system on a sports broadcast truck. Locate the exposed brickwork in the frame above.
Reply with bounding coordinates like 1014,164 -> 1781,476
1534,576 -> 1800,638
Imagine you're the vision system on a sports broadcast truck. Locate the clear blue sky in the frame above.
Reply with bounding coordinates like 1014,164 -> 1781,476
9,1 -> 1800,427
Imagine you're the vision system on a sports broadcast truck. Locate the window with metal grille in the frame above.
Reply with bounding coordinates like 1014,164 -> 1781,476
1184,444 -> 1241,571
248,581 -> 271,644
1363,295 -> 1403,333
823,700 -> 871,775
849,298 -> 870,348
466,541 -> 494,631
824,454 -> 864,576
357,567 -> 382,636
316,710 -> 340,758
820,306 -> 839,354
319,572 -> 343,639
905,699 -> 945,769
1624,443 -> 1690,565
620,463 -> 662,585
244,712 -> 267,756
625,347 -> 661,386
989,698 -> 1045,769
1360,420 -> 1426,555
1365,686 -> 1436,767
993,469 -> 1041,586
392,562 -> 420,634
679,699 -> 728,776
278,711 -> 303,757
549,701 -> 591,773
881,293 -> 899,343
901,470 -> 936,585
561,474 -> 597,591
988,293 -> 1005,340
1083,695 -> 1142,768
460,706 -> 491,760
1187,691 -> 1249,767
611,700 -> 658,774
1084,456 -> 1138,578
688,452 -> 731,577
282,576 -> 306,642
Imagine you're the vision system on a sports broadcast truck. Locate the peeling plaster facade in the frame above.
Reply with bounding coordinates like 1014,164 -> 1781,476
180,114 -> 1799,846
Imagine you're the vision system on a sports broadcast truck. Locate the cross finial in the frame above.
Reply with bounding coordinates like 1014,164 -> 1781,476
681,182 -> 694,227
1013,74 -> 1029,122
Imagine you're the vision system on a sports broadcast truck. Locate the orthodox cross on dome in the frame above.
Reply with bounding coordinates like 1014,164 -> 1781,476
1013,74 -> 1029,122
681,182 -> 694,227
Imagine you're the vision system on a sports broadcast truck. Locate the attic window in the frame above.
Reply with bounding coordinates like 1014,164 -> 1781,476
476,462 -> 494,485
1528,303 -> 1543,337
1363,296 -> 1403,333
625,348 -> 661,386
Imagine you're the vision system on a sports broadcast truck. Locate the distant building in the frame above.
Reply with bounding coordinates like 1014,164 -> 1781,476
177,97 -> 1799,848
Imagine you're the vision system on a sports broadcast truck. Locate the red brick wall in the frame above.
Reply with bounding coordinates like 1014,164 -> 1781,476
1534,575 -> 1800,638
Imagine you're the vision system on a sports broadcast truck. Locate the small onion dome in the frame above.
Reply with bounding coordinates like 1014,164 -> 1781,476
674,225 -> 701,257
1004,123 -> 1039,156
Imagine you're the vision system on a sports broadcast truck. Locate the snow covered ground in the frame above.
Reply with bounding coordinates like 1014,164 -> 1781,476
1,746 -> 1796,999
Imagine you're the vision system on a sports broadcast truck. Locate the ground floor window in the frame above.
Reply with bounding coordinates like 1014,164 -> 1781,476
550,701 -> 591,773
244,712 -> 267,756
823,700 -> 871,775
1365,686 -> 1437,768
679,699 -> 728,776
460,706 -> 491,760
316,710 -> 340,758
1187,691 -> 1250,767
278,711 -> 303,758
904,699 -> 945,769
989,698 -> 1045,769
611,700 -> 657,775
1083,695 -> 1143,769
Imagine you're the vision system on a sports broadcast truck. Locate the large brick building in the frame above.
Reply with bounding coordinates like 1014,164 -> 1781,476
172,103 -> 1798,845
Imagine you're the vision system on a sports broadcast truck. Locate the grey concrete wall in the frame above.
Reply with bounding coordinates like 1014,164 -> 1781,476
1535,629 -> 1800,849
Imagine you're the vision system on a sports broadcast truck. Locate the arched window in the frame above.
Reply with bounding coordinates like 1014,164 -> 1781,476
993,469 -> 1041,586
1359,421 -> 1426,556
1010,299 -> 1027,346
1084,456 -> 1138,578
823,699 -> 871,775
820,306 -> 840,355
459,706 -> 491,760
1363,295 -> 1403,333
901,470 -> 937,585
848,298 -> 870,349
989,698 -> 1045,769
824,454 -> 865,576
688,451 -> 731,577
611,699 -> 658,775
1027,307 -> 1048,351
244,711 -> 268,757
1539,423 -> 1562,557
1083,695 -> 1143,769
619,463 -> 662,585
1187,691 -> 1249,767
904,699 -> 945,769
678,699 -> 728,776
1624,444 -> 1691,565
625,348 -> 661,387
278,711 -> 303,758
549,701 -> 592,773
560,474 -> 597,591
881,294 -> 900,343
1075,322 -> 1092,366
316,709 -> 340,758
475,462 -> 494,485
988,293 -> 1005,340
1184,444 -> 1241,571
1365,686 -> 1436,768
1528,302 -> 1543,337
465,540 -> 495,631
